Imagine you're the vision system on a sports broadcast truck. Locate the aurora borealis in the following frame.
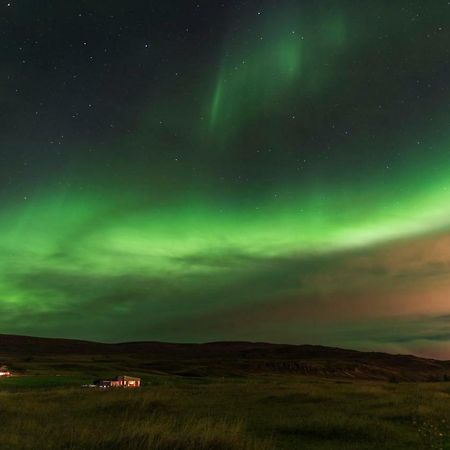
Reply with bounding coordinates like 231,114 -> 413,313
1,1 -> 449,358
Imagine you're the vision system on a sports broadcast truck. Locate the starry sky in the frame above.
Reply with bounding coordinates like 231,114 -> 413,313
1,0 -> 450,358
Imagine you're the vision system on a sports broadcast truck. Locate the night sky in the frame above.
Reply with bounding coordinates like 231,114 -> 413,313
1,1 -> 450,358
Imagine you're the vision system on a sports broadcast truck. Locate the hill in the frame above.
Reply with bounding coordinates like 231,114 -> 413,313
0,334 -> 449,381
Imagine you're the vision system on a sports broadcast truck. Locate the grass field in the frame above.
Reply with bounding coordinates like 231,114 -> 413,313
0,374 -> 449,450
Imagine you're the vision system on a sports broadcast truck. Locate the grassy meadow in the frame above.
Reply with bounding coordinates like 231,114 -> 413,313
0,374 -> 449,450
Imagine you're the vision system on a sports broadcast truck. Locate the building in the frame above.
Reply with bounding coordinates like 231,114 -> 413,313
0,365 -> 11,377
94,375 -> 141,388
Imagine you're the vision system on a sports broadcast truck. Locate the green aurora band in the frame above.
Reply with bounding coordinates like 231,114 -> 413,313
1,1 -> 449,355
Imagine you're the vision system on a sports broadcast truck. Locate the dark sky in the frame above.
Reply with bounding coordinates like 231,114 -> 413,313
1,1 -> 449,358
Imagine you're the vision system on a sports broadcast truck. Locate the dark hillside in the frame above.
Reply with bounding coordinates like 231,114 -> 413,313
0,334 -> 448,381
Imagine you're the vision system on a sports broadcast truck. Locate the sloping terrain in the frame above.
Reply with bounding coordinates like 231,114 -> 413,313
0,334 -> 448,381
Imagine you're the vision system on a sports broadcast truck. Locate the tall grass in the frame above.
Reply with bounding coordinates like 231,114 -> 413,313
0,388 -> 270,450
0,376 -> 449,449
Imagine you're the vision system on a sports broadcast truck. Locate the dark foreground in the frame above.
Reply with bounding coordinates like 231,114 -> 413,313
0,374 -> 449,450
0,335 -> 449,449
